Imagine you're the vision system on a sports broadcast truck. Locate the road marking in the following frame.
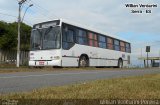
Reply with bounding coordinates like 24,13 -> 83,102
0,71 -> 109,79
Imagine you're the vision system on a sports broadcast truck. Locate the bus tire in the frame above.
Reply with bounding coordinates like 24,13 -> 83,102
79,56 -> 89,67
118,59 -> 123,68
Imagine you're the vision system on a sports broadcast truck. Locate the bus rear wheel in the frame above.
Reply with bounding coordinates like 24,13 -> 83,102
118,59 -> 123,68
79,56 -> 89,67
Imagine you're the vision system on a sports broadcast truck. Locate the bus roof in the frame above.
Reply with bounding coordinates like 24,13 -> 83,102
33,19 -> 130,43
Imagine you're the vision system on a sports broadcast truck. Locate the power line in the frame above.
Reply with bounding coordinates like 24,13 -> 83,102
21,6 -> 52,22
0,12 -> 17,18
23,1 -> 52,20
19,3 -> 61,25
0,1 -> 50,25
27,0 -> 59,19
14,0 -> 61,25
0,11 -> 32,25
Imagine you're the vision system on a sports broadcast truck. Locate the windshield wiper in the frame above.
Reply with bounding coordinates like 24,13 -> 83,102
35,29 -> 43,50
44,26 -> 53,38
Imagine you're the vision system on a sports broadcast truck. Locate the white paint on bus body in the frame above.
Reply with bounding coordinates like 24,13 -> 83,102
29,19 -> 131,67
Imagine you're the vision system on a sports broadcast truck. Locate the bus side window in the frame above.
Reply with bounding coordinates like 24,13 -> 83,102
76,29 -> 87,45
114,39 -> 120,51
88,32 -> 98,47
98,35 -> 107,48
120,41 -> 125,52
107,37 -> 113,50
62,28 -> 75,50
125,43 -> 131,53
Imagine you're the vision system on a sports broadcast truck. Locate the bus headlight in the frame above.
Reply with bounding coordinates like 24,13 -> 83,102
30,57 -> 34,60
54,56 -> 60,60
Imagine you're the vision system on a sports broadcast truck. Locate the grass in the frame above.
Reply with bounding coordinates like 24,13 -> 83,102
0,63 -> 158,74
1,74 -> 160,99
0,74 -> 160,105
0,67 -> 152,74
0,67 -> 54,73
0,65 -> 125,73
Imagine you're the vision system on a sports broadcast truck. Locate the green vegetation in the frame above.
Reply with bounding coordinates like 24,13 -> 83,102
1,74 -> 160,100
0,21 -> 31,50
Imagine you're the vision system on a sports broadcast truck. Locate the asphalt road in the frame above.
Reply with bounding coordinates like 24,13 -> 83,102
0,68 -> 160,94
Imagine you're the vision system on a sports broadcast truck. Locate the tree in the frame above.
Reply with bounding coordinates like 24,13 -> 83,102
0,21 -> 17,50
0,21 -> 31,51
20,22 -> 32,51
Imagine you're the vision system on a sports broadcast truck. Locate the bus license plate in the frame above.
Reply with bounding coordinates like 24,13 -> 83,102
39,61 -> 44,65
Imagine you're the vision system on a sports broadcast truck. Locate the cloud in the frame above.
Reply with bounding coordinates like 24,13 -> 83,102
1,0 -> 159,36
0,0 -> 159,66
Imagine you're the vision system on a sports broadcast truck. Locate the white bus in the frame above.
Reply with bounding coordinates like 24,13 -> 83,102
29,19 -> 131,68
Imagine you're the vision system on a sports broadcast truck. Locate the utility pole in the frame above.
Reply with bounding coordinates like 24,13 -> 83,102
141,48 -> 142,58
141,48 -> 143,68
146,46 -> 150,68
147,52 -> 149,67
159,50 -> 160,68
17,0 -> 27,67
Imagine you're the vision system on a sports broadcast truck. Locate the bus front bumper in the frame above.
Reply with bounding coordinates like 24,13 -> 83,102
29,60 -> 61,66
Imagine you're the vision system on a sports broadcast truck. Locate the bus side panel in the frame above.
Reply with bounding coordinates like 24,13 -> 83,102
62,57 -> 78,67
61,50 -> 79,67
61,22 -> 131,67
89,59 -> 98,67
61,44 -> 130,67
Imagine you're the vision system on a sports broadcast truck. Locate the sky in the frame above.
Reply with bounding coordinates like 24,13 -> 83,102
0,0 -> 160,66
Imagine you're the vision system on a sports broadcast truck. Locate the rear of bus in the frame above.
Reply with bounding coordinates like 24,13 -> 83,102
29,20 -> 62,67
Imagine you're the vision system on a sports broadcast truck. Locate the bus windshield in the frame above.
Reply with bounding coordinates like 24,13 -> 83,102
31,26 -> 61,50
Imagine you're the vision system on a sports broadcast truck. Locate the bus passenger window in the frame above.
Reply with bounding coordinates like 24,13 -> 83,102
67,30 -> 74,42
88,32 -> 98,47
114,39 -> 120,51
62,29 -> 75,50
98,35 -> 106,48
107,38 -> 113,50
125,43 -> 131,53
120,41 -> 125,52
76,29 -> 87,45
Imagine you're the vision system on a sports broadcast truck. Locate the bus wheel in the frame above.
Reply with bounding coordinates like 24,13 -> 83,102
118,59 -> 123,68
79,56 -> 88,67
